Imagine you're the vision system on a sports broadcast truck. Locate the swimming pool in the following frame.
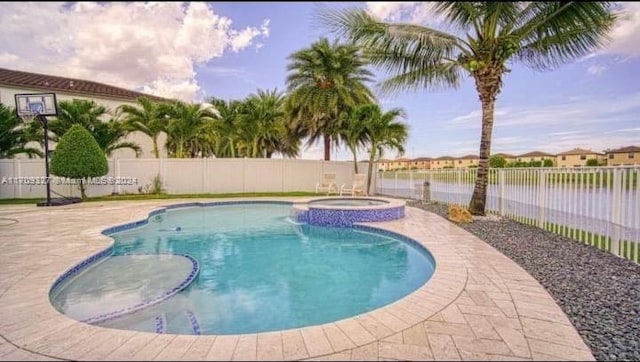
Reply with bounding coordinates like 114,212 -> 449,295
50,202 -> 435,335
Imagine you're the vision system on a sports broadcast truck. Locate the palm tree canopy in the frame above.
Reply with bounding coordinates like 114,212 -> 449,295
285,37 -> 376,159
0,103 -> 43,159
320,2 -> 618,94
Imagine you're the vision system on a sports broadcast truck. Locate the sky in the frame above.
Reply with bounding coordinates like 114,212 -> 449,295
0,2 -> 639,161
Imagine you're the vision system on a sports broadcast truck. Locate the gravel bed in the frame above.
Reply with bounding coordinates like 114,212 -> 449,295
407,201 -> 640,361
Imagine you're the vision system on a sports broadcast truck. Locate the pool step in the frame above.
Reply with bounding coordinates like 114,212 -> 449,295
186,310 -> 201,335
155,314 -> 167,334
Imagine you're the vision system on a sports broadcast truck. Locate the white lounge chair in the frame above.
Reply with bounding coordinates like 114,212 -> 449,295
316,172 -> 338,195
340,173 -> 367,196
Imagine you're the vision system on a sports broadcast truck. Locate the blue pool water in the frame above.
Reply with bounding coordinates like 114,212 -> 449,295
51,203 -> 435,335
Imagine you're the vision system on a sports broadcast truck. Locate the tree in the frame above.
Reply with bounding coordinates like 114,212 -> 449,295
543,159 -> 554,167
322,2 -> 617,214
49,99 -> 140,157
361,104 -> 409,194
0,103 -> 42,159
337,105 -> 372,174
162,101 -> 218,158
50,124 -> 108,200
489,155 -> 506,168
285,37 -> 375,160
119,97 -> 167,158
586,159 -> 599,166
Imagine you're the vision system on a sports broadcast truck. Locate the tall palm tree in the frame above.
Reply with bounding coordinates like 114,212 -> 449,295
118,97 -> 167,158
361,104 -> 408,194
336,105 -> 371,174
163,101 -> 218,158
322,2 -> 617,214
0,103 -> 42,159
285,37 -> 375,161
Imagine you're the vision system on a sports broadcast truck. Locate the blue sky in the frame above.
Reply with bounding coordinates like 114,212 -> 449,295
1,2 -> 639,160
197,2 -> 640,160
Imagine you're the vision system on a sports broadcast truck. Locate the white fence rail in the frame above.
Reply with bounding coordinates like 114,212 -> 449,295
0,158 -> 373,199
377,167 -> 640,264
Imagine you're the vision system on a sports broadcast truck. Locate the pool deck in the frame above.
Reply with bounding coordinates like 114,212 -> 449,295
0,198 -> 594,361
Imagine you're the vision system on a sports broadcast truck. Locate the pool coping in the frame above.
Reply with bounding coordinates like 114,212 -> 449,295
0,197 -> 595,361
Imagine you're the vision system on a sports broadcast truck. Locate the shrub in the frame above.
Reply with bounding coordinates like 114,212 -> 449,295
50,124 -> 108,199
489,155 -> 506,168
586,159 -> 600,167
543,159 -> 554,167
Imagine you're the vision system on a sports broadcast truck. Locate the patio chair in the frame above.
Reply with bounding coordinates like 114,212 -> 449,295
316,172 -> 338,195
340,173 -> 367,196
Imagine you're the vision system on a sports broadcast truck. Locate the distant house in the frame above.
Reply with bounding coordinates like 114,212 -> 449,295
455,154 -> 479,168
0,67 -> 171,159
556,148 -> 604,167
410,157 -> 432,170
604,146 -> 640,166
517,151 -> 555,165
432,156 -> 455,169
491,153 -> 517,163
378,157 -> 411,171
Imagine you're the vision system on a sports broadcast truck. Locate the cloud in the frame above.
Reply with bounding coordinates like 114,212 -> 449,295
199,66 -> 257,85
586,64 -> 607,75
600,2 -> 640,57
0,2 -> 270,101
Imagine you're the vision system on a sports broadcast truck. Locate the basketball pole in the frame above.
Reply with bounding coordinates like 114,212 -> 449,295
39,114 -> 52,206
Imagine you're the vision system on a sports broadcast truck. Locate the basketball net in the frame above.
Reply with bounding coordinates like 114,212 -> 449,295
18,111 -> 38,124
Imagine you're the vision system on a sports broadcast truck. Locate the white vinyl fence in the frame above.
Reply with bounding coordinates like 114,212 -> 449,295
377,167 -> 640,264
0,158 -> 373,199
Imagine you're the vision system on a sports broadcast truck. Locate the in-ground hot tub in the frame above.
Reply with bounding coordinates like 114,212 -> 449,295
293,197 -> 405,227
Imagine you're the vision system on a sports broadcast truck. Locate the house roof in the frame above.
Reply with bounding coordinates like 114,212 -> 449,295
457,154 -> 479,160
606,145 -> 640,153
411,157 -> 432,161
492,153 -> 516,158
393,158 -> 411,162
557,148 -> 603,156
0,67 -> 169,103
433,156 -> 455,160
517,151 -> 555,157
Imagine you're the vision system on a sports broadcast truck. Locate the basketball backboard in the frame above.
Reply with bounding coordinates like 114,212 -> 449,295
15,93 -> 57,116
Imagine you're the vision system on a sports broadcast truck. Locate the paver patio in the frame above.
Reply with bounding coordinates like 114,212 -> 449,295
0,199 -> 594,361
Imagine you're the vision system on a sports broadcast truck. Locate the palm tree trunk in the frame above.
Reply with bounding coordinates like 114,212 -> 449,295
323,133 -> 331,161
152,137 -> 159,158
352,149 -> 359,174
469,68 -> 502,216
366,148 -> 377,195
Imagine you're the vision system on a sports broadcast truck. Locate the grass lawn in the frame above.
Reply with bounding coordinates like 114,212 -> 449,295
0,191 -> 319,205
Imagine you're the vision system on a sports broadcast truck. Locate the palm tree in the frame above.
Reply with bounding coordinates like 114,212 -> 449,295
0,103 -> 42,159
322,2 -> 617,214
92,119 -> 142,157
241,89 -> 301,158
336,105 -> 371,174
209,98 -> 242,158
118,97 -> 167,158
48,99 -> 141,157
361,104 -> 408,194
285,37 -> 375,161
163,101 -> 218,158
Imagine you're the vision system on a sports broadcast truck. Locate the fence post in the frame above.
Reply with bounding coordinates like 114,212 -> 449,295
499,169 -> 506,216
409,169 -> 413,199
537,168 -> 547,228
394,171 -> 398,197
611,168 -> 622,256
14,159 -> 22,198
116,158 -> 122,195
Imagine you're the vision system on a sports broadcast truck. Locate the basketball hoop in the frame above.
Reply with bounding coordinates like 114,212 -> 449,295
14,93 -> 58,207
